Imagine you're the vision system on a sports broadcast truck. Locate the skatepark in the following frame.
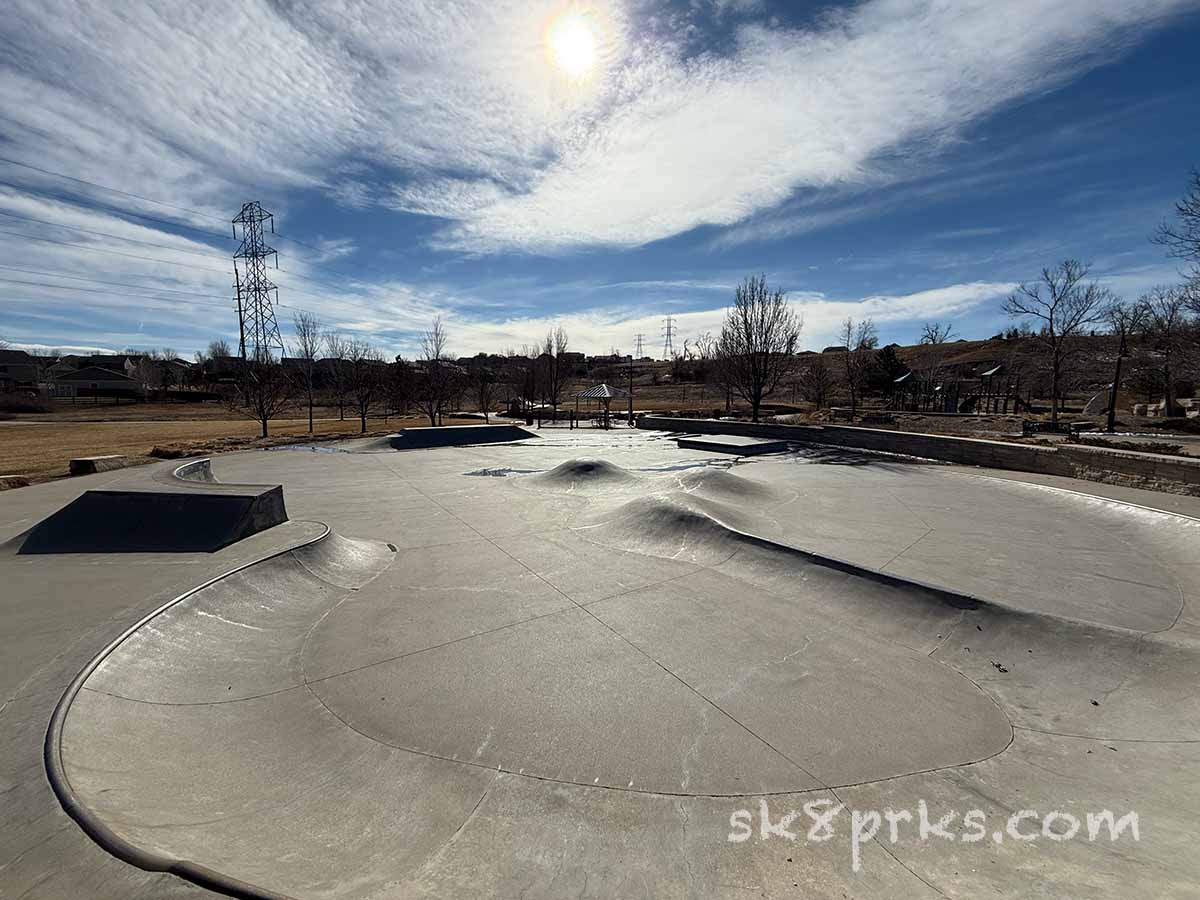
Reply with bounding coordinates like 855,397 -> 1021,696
2,424 -> 1198,899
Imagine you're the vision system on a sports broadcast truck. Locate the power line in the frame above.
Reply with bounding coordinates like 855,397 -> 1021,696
0,208 -> 227,259
0,276 -> 232,310
0,228 -> 335,303
0,158 -> 385,300
0,264 -> 228,299
0,164 -> 369,283
0,154 -> 227,223
0,227 -> 231,274
0,180 -> 232,242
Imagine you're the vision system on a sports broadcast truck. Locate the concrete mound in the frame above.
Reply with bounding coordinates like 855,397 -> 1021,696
18,484 -> 287,554
675,466 -> 778,501
389,424 -> 537,450
582,492 -> 758,563
530,457 -> 640,491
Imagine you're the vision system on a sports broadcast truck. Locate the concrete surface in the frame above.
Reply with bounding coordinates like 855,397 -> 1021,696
2,429 -> 1199,899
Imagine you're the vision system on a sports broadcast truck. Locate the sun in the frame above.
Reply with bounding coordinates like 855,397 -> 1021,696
547,11 -> 597,79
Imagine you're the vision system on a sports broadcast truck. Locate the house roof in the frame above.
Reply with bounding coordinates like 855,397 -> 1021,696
0,349 -> 35,364
53,366 -> 138,382
576,383 -> 629,399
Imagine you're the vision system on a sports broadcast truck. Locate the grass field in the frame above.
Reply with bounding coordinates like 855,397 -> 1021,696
0,402 -> 488,482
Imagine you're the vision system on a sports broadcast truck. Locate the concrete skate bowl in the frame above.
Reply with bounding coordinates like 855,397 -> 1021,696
14,483 -> 287,554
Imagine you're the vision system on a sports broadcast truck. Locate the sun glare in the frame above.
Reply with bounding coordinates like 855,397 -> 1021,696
547,12 -> 597,79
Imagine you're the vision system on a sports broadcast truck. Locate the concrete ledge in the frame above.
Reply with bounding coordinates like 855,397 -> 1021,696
69,455 -> 129,476
678,434 -> 788,455
639,416 -> 1200,497
389,423 -> 538,450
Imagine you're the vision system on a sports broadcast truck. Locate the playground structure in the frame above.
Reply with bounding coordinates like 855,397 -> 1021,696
890,363 -> 1025,414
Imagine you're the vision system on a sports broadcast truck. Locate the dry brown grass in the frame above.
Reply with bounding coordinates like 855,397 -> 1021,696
0,409 -> 489,481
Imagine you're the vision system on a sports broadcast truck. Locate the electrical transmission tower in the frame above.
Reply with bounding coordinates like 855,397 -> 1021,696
661,316 -> 676,359
232,201 -> 284,361
633,333 -> 645,358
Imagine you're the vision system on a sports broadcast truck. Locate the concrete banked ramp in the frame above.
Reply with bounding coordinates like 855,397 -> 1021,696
46,526 -> 397,896
38,451 -> 1200,899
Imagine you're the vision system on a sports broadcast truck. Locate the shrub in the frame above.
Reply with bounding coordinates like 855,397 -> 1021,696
0,395 -> 50,413
1072,436 -> 1185,456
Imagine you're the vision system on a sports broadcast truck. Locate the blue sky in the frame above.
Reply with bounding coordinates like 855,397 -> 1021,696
1,0 -> 1198,358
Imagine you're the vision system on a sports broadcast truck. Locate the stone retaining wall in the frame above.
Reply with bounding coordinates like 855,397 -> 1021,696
638,416 -> 1200,497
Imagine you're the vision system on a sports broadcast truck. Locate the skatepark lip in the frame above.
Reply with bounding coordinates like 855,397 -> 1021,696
42,522 -> 333,900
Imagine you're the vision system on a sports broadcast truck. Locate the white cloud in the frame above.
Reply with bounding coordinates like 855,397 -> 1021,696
436,279 -> 1016,357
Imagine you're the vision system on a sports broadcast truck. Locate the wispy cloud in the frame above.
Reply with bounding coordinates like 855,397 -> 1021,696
3,0 -> 1191,255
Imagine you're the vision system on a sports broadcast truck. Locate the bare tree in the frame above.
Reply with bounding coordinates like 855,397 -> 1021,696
324,331 -> 351,420
797,353 -> 834,409
518,344 -> 540,418
291,311 -> 323,433
716,274 -> 802,422
1139,285 -> 1197,418
346,338 -> 384,433
415,317 -> 452,426
917,320 -> 956,392
1155,170 -> 1200,279
207,338 -> 233,360
920,322 -> 955,345
695,330 -> 733,412
840,317 -> 878,416
388,356 -> 414,419
540,326 -> 570,415
473,365 -> 496,423
1003,260 -> 1109,427
230,358 -> 295,438
1102,298 -> 1145,432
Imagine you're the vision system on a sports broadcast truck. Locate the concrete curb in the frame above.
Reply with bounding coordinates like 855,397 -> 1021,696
42,525 -> 334,900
